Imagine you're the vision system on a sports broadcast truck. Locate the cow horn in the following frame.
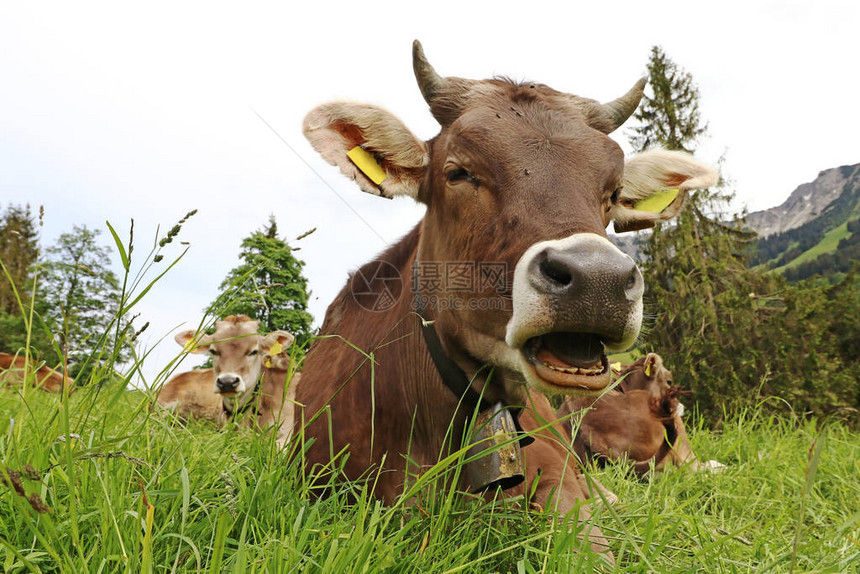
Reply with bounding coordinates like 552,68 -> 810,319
412,40 -> 447,105
593,77 -> 647,134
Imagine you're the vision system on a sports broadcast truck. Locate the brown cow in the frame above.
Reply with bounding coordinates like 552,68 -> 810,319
0,352 -> 73,393
157,315 -> 297,446
297,41 -> 716,551
558,353 -> 724,474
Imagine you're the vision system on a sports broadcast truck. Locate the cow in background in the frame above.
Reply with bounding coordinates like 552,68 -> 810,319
558,353 -> 724,475
157,315 -> 297,446
0,352 -> 73,393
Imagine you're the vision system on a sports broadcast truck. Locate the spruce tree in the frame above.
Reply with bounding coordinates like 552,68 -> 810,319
209,215 -> 314,352
631,47 -> 858,421
0,204 -> 55,360
0,204 -> 41,314
629,45 -> 708,154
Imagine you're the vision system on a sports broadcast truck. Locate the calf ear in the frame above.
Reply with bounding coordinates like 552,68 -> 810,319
263,331 -> 295,355
174,330 -> 211,354
612,150 -> 717,233
643,353 -> 662,378
303,102 -> 429,200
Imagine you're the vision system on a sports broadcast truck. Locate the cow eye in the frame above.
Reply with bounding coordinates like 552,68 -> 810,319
446,167 -> 478,186
248,349 -> 259,356
610,187 -> 622,204
209,349 -> 220,356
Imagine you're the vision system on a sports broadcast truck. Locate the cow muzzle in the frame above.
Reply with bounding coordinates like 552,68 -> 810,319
215,373 -> 245,395
506,233 -> 643,394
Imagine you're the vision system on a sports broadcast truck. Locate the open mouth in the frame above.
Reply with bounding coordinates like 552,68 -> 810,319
523,332 -> 610,392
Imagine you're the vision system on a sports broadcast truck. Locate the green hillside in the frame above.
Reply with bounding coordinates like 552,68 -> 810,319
773,222 -> 851,273
752,166 -> 860,281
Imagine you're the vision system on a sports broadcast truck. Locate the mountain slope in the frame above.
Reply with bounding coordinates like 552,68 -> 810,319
746,164 -> 860,238
749,163 -> 860,280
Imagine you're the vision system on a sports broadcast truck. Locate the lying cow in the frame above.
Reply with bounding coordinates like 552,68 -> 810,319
0,352 -> 73,393
297,41 -> 716,553
558,353 -> 723,475
156,315 -> 297,446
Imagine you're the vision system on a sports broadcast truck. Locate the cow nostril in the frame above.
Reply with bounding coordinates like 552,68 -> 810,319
217,376 -> 239,389
539,255 -> 572,287
625,269 -> 642,295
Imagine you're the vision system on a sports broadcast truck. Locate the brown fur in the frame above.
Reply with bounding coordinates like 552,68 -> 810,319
298,45 -> 716,557
155,368 -> 223,421
558,354 -> 709,475
0,353 -> 73,393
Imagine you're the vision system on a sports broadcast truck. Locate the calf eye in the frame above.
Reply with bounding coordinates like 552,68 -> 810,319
248,349 -> 259,356
610,187 -> 622,204
209,349 -> 220,356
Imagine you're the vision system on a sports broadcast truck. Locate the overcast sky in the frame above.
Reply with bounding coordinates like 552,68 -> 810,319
1,1 -> 858,386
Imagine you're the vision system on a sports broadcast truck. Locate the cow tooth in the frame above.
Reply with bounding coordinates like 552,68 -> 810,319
541,361 -> 603,375
542,361 -> 605,376
545,362 -> 576,374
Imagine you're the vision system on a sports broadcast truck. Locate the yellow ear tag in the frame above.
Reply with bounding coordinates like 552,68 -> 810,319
610,362 -> 622,374
269,341 -> 283,357
633,188 -> 679,213
347,146 -> 387,185
265,358 -> 272,368
644,363 -> 652,377
183,339 -> 198,352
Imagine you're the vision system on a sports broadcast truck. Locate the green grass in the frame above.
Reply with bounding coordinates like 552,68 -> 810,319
0,384 -> 858,573
773,222 -> 852,273
607,350 -> 642,365
2,220 -> 859,572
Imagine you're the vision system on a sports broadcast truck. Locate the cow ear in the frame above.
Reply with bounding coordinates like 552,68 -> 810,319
611,149 -> 717,233
643,353 -> 662,378
174,330 -> 211,354
303,102 -> 429,200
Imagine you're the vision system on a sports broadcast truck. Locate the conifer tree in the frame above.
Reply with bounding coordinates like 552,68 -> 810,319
630,47 -> 858,420
209,215 -> 314,352
0,204 -> 55,360
629,45 -> 708,154
0,204 -> 41,314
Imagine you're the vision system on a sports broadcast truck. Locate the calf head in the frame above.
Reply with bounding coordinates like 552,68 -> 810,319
618,353 -> 674,397
176,315 -> 294,413
304,41 -> 716,398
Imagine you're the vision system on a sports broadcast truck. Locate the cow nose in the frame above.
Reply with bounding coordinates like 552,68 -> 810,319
216,375 -> 240,393
529,242 -> 642,301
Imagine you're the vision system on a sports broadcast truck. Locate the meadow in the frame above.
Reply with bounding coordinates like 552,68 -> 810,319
0,378 -> 858,573
1,218 -> 858,573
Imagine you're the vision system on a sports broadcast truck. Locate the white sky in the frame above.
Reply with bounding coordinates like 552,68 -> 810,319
1,1 -> 858,386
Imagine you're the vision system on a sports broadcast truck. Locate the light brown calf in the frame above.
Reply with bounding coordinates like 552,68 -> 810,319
558,353 -> 723,475
0,352 -> 73,393
157,315 -> 298,446
155,368 -> 223,421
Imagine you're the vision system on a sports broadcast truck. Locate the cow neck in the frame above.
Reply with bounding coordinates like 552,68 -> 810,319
411,256 -> 493,415
222,373 -> 263,418
632,412 -> 680,476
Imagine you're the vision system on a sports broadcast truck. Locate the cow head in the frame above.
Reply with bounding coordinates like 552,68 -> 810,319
175,315 -> 295,412
304,42 -> 715,397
